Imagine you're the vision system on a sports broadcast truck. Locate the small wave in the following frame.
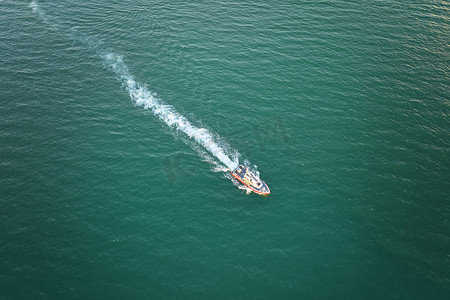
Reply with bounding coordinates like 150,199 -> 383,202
213,166 -> 230,173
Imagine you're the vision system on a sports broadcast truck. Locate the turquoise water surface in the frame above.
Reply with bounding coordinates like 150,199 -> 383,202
1,1 -> 449,299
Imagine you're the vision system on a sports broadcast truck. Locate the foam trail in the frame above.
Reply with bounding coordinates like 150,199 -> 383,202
30,1 -> 239,171
102,53 -> 238,170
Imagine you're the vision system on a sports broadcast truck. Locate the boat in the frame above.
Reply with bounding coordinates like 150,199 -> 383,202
230,164 -> 270,195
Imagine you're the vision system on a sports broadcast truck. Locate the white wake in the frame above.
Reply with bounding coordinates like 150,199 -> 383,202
102,53 -> 238,170
30,0 -> 239,171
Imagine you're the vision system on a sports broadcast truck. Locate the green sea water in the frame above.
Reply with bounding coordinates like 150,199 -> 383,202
1,1 -> 449,299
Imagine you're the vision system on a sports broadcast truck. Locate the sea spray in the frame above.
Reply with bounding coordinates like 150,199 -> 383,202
30,0 -> 240,172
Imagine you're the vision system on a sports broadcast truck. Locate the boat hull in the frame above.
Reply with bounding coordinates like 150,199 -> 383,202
230,165 -> 270,195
